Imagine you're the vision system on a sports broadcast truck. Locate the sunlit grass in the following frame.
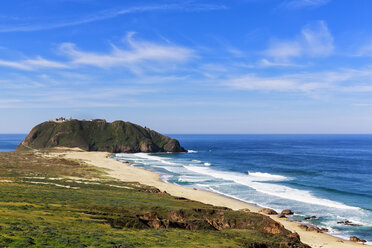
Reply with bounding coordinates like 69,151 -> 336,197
0,150 -> 308,247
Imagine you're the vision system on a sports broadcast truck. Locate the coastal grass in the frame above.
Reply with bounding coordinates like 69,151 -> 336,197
0,151 -> 308,248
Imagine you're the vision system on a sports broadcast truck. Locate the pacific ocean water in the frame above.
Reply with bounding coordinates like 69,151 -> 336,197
0,134 -> 25,152
1,134 -> 371,243
114,134 -> 372,243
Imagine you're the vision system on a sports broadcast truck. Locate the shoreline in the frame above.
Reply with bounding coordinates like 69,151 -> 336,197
52,148 -> 369,248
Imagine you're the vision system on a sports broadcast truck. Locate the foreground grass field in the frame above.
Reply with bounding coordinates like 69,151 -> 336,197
0,151 -> 309,248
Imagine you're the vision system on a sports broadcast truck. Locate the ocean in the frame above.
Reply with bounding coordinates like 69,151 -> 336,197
114,134 -> 372,244
0,134 -> 25,152
1,134 -> 372,243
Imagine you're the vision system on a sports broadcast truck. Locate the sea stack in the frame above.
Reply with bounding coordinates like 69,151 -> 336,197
17,119 -> 187,153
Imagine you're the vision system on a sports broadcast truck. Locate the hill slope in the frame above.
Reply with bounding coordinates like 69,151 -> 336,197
0,150 -> 309,248
17,119 -> 186,153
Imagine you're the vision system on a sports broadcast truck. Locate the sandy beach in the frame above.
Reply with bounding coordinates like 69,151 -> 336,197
51,148 -> 368,248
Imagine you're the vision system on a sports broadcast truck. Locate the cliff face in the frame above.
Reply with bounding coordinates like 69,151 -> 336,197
17,119 -> 187,153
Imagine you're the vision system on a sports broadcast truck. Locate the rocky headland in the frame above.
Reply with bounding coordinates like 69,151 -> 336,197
17,119 -> 186,153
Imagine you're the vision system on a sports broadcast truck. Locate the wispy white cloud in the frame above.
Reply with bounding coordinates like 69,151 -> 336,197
0,33 -> 194,72
264,41 -> 302,60
222,74 -> 324,92
0,72 -> 158,108
226,47 -> 245,57
301,21 -> 334,56
258,59 -> 303,68
281,0 -> 331,9
222,67 -> 372,93
0,56 -> 69,71
355,41 -> 372,57
264,21 -> 333,61
59,33 -> 195,71
0,4 -> 226,33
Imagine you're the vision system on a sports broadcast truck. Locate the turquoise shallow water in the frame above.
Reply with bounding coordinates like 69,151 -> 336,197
1,134 -> 372,243
114,134 -> 372,243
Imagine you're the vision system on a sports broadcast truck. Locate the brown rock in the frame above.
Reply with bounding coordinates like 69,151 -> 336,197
263,222 -> 284,234
337,220 -> 362,226
299,224 -> 309,231
350,236 -> 359,242
239,208 -> 251,212
138,212 -> 163,229
170,211 -> 184,222
307,227 -> 317,232
205,217 -> 230,230
278,213 -> 287,218
259,208 -> 278,215
287,232 -> 300,240
350,236 -> 367,243
281,209 -> 294,215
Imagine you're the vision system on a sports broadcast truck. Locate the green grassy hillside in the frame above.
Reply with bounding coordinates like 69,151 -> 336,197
0,150 -> 310,248
17,120 -> 186,153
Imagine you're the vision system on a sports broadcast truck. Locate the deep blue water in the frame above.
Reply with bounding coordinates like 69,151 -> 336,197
1,134 -> 372,243
0,134 -> 25,152
115,134 -> 372,243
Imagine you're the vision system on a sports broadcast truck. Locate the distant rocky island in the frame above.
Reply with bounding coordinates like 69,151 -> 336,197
17,119 -> 186,153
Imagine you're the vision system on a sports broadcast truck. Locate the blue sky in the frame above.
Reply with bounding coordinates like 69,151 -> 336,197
1,0 -> 372,133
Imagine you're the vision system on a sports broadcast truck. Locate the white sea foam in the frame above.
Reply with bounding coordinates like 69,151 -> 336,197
204,162 -> 211,166
152,165 -> 185,174
248,171 -> 288,181
114,151 -> 371,243
185,166 -> 359,210
160,174 -> 173,183
188,150 -> 198,153
115,153 -> 360,210
117,153 -> 179,166
178,176 -> 209,183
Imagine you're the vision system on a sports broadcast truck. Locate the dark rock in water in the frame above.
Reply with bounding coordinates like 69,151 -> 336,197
337,220 -> 362,226
281,209 -> 294,215
17,119 -> 187,153
259,208 -> 278,215
304,216 -> 316,220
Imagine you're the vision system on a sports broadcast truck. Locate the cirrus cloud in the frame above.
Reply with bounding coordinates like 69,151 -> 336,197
59,33 -> 195,72
0,56 -> 69,71
264,21 -> 334,61
281,0 -> 331,9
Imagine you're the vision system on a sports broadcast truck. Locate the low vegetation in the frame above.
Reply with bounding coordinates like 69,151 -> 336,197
0,150 -> 309,248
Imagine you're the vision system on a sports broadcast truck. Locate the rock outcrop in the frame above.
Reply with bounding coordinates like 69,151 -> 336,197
337,220 -> 362,226
17,119 -> 187,153
259,208 -> 278,215
350,236 -> 367,243
298,224 -> 328,233
304,216 -> 316,220
17,120 -> 186,153
281,209 -> 294,215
